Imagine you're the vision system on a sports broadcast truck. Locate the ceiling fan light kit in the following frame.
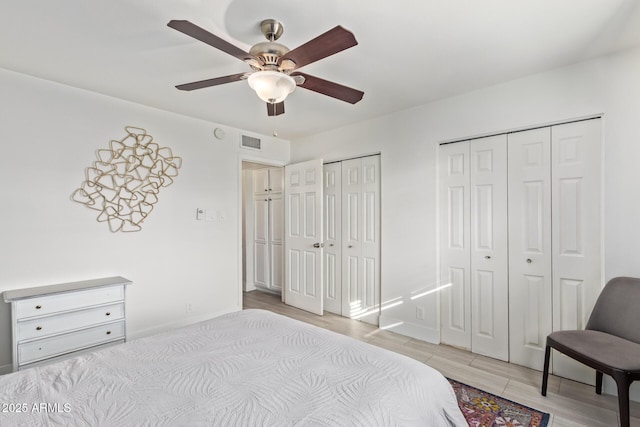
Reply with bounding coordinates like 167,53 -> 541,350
248,70 -> 296,104
167,18 -> 364,116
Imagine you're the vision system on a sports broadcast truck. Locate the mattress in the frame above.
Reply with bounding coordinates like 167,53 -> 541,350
0,309 -> 466,426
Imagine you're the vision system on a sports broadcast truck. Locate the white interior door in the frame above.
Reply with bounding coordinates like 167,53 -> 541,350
470,135 -> 509,361
341,156 -> 381,323
253,196 -> 269,288
439,142 -> 471,349
269,193 -> 284,292
284,159 -> 324,315
360,155 -> 381,324
323,162 -> 342,315
508,127 -> 553,370
551,118 -> 602,382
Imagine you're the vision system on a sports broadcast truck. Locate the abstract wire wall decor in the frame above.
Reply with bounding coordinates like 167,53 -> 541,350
71,126 -> 182,233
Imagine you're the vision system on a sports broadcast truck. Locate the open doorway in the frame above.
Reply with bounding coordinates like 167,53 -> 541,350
241,161 -> 284,299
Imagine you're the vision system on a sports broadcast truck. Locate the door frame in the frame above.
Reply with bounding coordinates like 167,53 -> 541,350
238,155 -> 286,308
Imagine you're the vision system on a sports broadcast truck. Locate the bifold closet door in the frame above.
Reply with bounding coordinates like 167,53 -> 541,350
439,136 -> 509,360
550,119 -> 602,382
508,128 -> 553,370
439,142 -> 472,349
508,119 -> 601,373
342,156 -> 381,323
469,135 -> 509,361
323,162 -> 342,315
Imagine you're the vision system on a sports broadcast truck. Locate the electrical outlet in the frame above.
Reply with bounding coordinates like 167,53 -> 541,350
186,303 -> 193,313
416,306 -> 425,320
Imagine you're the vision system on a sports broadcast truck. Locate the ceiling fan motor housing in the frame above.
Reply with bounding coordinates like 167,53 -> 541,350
249,41 -> 290,69
247,19 -> 297,72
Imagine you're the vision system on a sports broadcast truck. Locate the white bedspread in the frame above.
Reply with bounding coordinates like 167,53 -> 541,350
0,309 -> 466,426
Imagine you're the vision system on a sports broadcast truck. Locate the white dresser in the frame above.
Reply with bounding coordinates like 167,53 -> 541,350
3,276 -> 131,371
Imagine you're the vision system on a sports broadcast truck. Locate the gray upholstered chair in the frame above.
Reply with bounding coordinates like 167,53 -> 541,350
541,276 -> 640,427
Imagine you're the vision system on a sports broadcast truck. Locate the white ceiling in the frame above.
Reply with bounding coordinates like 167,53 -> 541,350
2,0 -> 640,140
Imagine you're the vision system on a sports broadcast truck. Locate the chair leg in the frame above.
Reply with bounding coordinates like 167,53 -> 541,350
612,372 -> 631,427
541,345 -> 551,396
596,371 -> 603,395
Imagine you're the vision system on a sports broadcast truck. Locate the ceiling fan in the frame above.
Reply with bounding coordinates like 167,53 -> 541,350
167,19 -> 364,116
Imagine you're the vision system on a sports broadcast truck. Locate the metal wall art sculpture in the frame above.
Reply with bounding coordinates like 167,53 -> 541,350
71,126 -> 182,232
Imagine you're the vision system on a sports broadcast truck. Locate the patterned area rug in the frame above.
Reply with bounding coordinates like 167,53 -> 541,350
448,378 -> 550,427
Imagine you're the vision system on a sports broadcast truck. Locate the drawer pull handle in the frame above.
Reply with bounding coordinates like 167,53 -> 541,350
105,312 -> 111,316
106,331 -> 112,335
36,326 -> 42,331
35,305 -> 42,309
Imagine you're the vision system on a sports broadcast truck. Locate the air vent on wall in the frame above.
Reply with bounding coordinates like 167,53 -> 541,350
240,134 -> 261,150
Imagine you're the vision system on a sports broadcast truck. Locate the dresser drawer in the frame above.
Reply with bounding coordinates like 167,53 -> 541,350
15,285 -> 124,319
18,321 -> 125,364
17,303 -> 125,341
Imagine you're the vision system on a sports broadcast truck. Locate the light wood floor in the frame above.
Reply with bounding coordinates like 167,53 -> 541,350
244,290 -> 640,427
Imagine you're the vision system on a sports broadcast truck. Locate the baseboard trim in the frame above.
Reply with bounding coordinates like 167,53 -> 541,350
253,285 -> 281,296
244,280 -> 257,292
379,315 -> 439,344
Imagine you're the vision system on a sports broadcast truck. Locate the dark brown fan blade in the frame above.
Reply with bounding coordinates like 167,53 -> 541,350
292,72 -> 364,104
267,102 -> 285,116
280,26 -> 357,70
168,20 -> 257,63
176,73 -> 247,91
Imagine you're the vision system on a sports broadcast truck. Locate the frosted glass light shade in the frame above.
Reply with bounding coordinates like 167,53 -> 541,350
247,71 -> 296,104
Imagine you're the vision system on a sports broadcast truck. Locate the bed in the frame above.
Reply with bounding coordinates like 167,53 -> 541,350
0,309 -> 466,426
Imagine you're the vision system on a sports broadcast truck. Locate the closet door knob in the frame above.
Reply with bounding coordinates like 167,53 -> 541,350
485,255 -> 491,260
106,331 -> 112,335
105,312 -> 111,316
348,245 -> 353,248
35,305 -> 42,310
526,258 -> 532,264
329,243 -> 334,247
36,326 -> 42,331
313,242 -> 324,248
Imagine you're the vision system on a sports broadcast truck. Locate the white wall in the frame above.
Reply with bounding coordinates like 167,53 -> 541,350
290,47 -> 640,348
0,68 -> 290,373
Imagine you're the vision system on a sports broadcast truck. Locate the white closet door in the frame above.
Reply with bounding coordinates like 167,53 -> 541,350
253,169 -> 269,195
359,155 -> 381,323
439,142 -> 471,350
470,135 -> 509,361
323,162 -> 342,315
341,156 -> 381,323
254,196 -> 270,288
269,167 -> 284,193
269,193 -> 284,291
284,159 -> 324,315
551,119 -> 602,382
508,128 -> 553,370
